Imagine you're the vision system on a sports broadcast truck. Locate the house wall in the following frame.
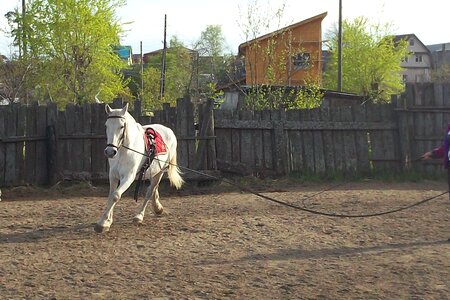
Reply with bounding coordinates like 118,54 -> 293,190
401,36 -> 432,83
242,17 -> 324,86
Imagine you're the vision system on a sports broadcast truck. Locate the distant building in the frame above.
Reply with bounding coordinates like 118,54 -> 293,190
393,34 -> 432,83
427,42 -> 450,70
113,45 -> 133,65
132,54 -> 142,65
238,12 -> 327,86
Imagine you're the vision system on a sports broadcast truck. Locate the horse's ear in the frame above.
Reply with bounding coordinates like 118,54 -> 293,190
105,104 -> 112,115
121,103 -> 129,115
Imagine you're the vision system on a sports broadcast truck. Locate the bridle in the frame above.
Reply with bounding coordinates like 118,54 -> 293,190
106,115 -> 127,149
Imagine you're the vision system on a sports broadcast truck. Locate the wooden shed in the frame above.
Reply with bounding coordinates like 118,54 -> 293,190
238,12 -> 327,86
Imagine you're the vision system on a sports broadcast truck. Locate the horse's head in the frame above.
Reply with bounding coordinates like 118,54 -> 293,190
104,103 -> 129,158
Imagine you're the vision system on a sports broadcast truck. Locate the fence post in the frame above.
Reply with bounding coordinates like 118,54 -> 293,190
206,99 -> 217,170
112,98 -> 123,108
393,94 -> 412,171
46,102 -> 59,186
133,99 -> 142,122
273,105 -> 288,175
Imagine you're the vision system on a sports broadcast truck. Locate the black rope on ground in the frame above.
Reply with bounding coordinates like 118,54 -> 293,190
123,145 -> 449,218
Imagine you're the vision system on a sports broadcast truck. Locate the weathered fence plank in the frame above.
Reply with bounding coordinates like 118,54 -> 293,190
90,104 -> 104,178
261,110 -> 273,172
310,108 -> 325,174
330,107 -> 344,173
252,111 -> 264,174
35,105 -> 48,185
25,103 -> 37,184
0,107 -> 6,186
82,104 -> 92,174
215,110 -> 233,163
176,98 -> 190,169
350,105 -> 365,174
341,106 -> 357,173
5,105 -> 18,186
320,107 -> 335,173
239,110 -> 254,171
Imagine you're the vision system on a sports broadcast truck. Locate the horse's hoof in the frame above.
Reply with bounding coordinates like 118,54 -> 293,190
133,216 -> 143,225
94,223 -> 109,233
154,207 -> 164,216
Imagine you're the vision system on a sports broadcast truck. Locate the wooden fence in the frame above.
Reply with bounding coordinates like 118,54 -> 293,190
0,97 -> 217,187
397,83 -> 450,173
0,83 -> 448,187
214,103 -> 400,176
214,83 -> 450,177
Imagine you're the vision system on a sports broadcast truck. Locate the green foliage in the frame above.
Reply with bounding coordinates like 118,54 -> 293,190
431,63 -> 450,83
242,81 -> 324,110
204,82 -> 224,107
195,25 -> 226,57
7,0 -> 130,106
194,25 -> 232,90
140,36 -> 193,111
284,81 -> 324,109
140,66 -> 161,112
323,17 -> 409,102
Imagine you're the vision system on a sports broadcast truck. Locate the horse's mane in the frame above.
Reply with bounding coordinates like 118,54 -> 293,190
123,111 -> 144,136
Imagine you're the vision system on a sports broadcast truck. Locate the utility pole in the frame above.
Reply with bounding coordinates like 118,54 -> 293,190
140,41 -> 144,98
160,14 -> 167,100
337,0 -> 343,92
21,0 -> 26,58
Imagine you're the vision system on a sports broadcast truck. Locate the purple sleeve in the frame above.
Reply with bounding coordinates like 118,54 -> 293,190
432,125 -> 450,159
431,146 -> 445,159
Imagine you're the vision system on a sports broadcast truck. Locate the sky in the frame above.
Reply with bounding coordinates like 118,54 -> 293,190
0,0 -> 448,56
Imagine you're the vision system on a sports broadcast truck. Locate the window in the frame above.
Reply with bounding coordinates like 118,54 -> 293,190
409,39 -> 415,46
415,55 -> 422,62
402,56 -> 409,62
292,52 -> 311,70
402,74 -> 408,82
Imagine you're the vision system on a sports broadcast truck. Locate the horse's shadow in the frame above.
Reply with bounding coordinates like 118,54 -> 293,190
0,223 -> 95,243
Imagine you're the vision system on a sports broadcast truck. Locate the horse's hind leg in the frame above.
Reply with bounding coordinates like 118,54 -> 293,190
134,171 -> 164,224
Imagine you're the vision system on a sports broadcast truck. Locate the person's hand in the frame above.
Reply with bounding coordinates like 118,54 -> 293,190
421,151 -> 432,160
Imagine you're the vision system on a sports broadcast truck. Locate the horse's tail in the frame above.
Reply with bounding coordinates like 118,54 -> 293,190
167,151 -> 184,189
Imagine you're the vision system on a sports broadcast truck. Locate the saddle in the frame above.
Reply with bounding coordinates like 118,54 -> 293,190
134,127 -> 167,201
144,127 -> 167,156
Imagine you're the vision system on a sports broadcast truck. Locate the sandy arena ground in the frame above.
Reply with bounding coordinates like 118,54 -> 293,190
0,179 -> 449,299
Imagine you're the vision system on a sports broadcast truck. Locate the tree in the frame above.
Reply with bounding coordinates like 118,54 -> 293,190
140,36 -> 193,112
431,63 -> 450,83
0,56 -> 32,103
7,0 -> 130,105
194,25 -> 228,78
323,17 -> 409,102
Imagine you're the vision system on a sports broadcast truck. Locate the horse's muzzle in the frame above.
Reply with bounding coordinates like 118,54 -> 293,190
104,146 -> 117,158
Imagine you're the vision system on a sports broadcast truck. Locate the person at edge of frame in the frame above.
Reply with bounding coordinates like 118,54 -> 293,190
421,123 -> 450,167
421,123 -> 450,187
421,123 -> 450,242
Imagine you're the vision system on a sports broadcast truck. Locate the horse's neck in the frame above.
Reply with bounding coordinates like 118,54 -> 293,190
124,113 -> 144,145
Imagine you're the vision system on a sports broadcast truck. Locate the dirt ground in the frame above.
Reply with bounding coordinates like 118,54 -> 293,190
0,179 -> 449,299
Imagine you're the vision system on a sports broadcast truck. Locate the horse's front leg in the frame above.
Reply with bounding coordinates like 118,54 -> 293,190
94,174 -> 135,233
134,171 -> 164,224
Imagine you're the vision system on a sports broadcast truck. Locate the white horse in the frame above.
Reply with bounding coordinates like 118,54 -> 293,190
94,103 -> 184,233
